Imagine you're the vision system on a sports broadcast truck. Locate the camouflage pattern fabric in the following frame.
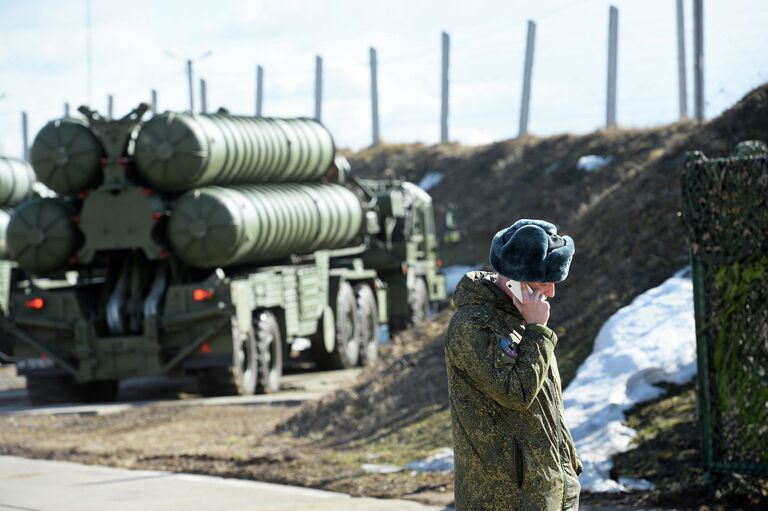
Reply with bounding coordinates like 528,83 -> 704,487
445,271 -> 582,510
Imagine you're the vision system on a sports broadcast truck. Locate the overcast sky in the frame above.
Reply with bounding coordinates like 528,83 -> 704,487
1,0 -> 766,155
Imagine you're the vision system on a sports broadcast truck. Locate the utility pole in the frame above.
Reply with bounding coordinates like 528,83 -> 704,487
676,0 -> 688,119
518,20 -> 536,137
21,111 -> 29,162
108,94 -> 114,118
165,50 -> 211,115
200,78 -> 207,114
86,0 -> 93,106
370,47 -> 380,146
693,0 -> 704,122
440,31 -> 450,143
315,55 -> 323,122
256,65 -> 264,116
64,102 -> 70,117
186,59 -> 194,113
150,89 -> 158,114
606,6 -> 619,128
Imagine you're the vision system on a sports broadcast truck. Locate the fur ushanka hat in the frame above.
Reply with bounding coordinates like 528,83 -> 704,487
489,219 -> 575,283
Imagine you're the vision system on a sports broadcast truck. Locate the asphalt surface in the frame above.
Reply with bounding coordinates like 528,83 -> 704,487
0,456 -> 449,511
0,365 -> 361,416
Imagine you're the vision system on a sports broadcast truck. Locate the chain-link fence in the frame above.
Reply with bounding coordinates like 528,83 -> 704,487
681,140 -> 768,479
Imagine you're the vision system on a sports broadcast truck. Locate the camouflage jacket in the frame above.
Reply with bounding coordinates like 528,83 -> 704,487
445,271 -> 582,511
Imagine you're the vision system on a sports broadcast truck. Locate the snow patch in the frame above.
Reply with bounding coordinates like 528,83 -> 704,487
405,448 -> 454,473
577,155 -> 613,172
443,265 -> 481,295
418,171 -> 443,191
563,268 -> 696,492
362,463 -> 402,474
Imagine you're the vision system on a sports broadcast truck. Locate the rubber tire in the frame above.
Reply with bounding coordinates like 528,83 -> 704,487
356,284 -> 379,367
311,282 -> 361,370
255,311 -> 282,394
409,277 -> 430,327
196,318 -> 258,396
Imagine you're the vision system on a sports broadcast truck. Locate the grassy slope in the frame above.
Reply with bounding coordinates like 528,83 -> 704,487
282,84 -> 768,506
347,83 -> 768,385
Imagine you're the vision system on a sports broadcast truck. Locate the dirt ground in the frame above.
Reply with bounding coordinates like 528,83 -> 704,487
0,325 -> 455,508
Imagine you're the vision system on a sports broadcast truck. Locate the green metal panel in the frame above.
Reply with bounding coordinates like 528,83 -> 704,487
6,198 -> 81,274
134,112 -> 335,192
0,155 -> 36,207
30,118 -> 104,194
167,183 -> 363,268
77,187 -> 166,263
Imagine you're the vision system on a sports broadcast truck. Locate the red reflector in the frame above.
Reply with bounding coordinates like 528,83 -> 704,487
25,297 -> 45,310
142,187 -> 154,196
200,343 -> 212,354
152,211 -> 163,221
193,288 -> 214,301
39,353 -> 48,360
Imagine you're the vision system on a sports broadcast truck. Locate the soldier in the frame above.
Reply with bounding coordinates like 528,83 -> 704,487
445,219 -> 582,510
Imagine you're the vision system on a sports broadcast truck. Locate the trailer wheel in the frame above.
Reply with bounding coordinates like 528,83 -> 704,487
409,277 -> 430,327
311,281 -> 361,369
356,284 -> 379,366
231,318 -> 258,396
255,311 -> 282,394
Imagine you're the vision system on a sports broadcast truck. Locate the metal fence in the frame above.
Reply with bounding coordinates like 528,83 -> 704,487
681,141 -> 768,479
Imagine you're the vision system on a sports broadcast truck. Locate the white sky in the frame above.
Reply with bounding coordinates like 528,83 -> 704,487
1,0 -> 767,154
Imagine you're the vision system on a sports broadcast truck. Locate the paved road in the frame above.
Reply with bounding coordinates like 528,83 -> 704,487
0,367 -> 362,416
0,456 -> 449,511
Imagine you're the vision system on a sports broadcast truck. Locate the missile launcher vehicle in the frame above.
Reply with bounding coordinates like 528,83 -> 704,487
3,104 -> 446,403
0,155 -> 36,362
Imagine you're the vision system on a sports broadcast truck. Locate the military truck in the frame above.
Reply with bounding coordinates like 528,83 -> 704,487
0,155 -> 37,363
2,104 -> 445,403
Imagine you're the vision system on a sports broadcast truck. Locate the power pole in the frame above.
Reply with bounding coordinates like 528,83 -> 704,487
693,0 -> 704,122
676,0 -> 688,119
440,31 -> 450,143
518,20 -> 537,137
370,47 -> 380,146
315,55 -> 323,122
200,78 -> 207,114
606,6 -> 619,128
186,59 -> 194,113
64,102 -> 70,117
256,65 -> 264,116
21,111 -> 29,162
86,0 -> 93,106
108,94 -> 114,118
151,89 -> 158,115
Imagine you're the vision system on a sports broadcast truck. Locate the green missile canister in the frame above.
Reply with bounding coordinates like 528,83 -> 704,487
134,113 -> 335,192
30,118 -> 105,194
6,198 -> 81,274
167,183 -> 362,268
0,155 -> 36,207
0,209 -> 10,259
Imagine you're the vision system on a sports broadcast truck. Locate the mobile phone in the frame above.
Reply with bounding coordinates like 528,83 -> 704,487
506,280 -> 533,302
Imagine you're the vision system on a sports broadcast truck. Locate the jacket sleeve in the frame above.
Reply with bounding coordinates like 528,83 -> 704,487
446,317 -> 558,410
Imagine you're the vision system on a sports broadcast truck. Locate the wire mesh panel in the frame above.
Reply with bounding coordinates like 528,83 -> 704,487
681,140 -> 768,477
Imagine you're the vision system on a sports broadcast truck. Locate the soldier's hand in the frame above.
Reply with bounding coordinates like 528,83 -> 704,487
512,286 -> 550,326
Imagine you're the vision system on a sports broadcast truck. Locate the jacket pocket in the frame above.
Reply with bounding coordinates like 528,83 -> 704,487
513,438 -> 525,488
